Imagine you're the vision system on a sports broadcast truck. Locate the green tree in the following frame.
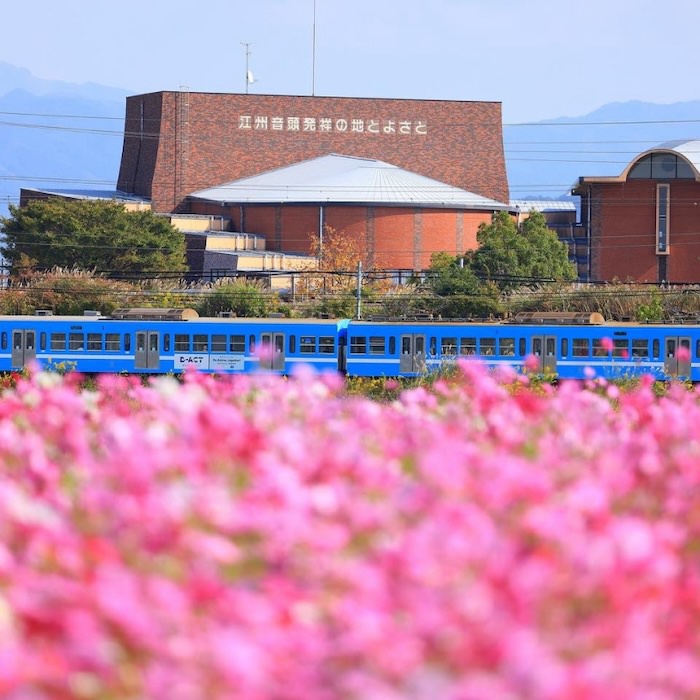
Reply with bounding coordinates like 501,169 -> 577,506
426,252 -> 502,318
469,211 -> 577,289
0,199 -> 187,276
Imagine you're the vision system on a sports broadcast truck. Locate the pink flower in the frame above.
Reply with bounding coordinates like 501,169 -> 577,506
600,336 -> 614,353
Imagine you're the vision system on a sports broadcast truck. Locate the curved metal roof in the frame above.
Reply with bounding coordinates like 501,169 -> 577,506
189,153 -> 511,210
652,139 -> 700,176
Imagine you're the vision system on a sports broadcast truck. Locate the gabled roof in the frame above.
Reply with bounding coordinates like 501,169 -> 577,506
189,154 -> 511,210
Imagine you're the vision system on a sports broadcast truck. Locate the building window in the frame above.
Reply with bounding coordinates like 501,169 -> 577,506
657,183 -> 670,255
628,153 -> 694,179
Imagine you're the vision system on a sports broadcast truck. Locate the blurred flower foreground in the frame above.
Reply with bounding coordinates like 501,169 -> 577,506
1,364 -> 700,700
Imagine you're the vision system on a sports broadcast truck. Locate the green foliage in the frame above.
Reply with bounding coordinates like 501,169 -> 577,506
195,279 -> 277,317
1,199 -> 187,276
469,211 -> 577,289
425,254 -> 503,318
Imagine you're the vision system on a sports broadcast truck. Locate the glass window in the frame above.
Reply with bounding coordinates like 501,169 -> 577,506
572,338 -> 589,357
613,339 -> 628,358
211,334 -> 226,352
69,333 -> 84,351
300,336 -> 316,354
499,338 -> 515,356
441,337 -> 457,355
51,333 -> 66,351
164,334 -> 170,353
429,337 -> 437,356
175,334 -> 190,352
125,334 -> 131,352
289,335 -> 296,353
633,339 -> 649,358
652,339 -> 660,358
460,337 -> 477,355
319,336 -> 335,354
481,338 -> 496,355
40,332 -> 46,352
3,332 -> 10,351
369,336 -> 385,354
87,333 -> 102,351
593,339 -> 608,357
149,334 -> 159,353
230,335 -> 245,353
105,333 -> 120,351
350,336 -> 367,354
560,338 -> 568,357
519,338 -> 526,356
193,334 -> 208,352
389,337 -> 396,355
249,335 -> 255,353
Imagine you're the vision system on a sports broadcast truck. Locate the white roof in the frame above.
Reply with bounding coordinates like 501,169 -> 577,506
511,199 -> 576,212
655,139 -> 700,175
189,154 -> 510,210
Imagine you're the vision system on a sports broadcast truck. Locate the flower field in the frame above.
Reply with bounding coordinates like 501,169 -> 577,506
0,364 -> 700,699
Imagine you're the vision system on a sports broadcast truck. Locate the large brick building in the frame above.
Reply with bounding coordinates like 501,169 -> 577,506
115,91 -> 510,270
573,140 -> 700,283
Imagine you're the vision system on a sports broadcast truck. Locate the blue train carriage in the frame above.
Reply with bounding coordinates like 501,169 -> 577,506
345,316 -> 537,377
2,309 -> 349,376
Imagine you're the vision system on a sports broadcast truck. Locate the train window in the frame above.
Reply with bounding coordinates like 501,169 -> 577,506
652,339 -> 660,358
613,339 -> 628,358
500,338 -> 515,356
164,335 -> 170,353
592,339 -> 608,357
193,334 -> 208,352
560,339 -> 568,357
175,334 -> 190,352
481,338 -> 496,355
572,338 -> 589,357
40,333 -> 46,352
389,337 -> 396,355
369,336 -> 386,354
300,336 -> 316,353
124,335 -> 131,352
519,338 -> 526,356
69,333 -> 84,351
87,333 -> 102,351
50,333 -> 66,351
105,333 -> 121,351
632,340 -> 649,358
429,337 -> 437,356
460,338 -> 477,355
249,336 -> 256,353
1,332 -> 8,351
319,336 -> 335,354
211,334 -> 226,352
149,334 -> 159,352
442,337 -> 457,356
350,336 -> 367,354
289,335 -> 296,353
696,340 -> 700,358
230,335 -> 246,353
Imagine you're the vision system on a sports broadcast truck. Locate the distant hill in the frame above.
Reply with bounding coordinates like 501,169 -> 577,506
0,61 -> 696,215
504,100 -> 700,201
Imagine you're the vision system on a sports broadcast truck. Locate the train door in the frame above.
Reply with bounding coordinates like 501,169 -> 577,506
664,336 -> 691,377
260,332 -> 285,371
400,334 -> 426,373
11,330 -> 36,369
135,331 -> 160,370
531,335 -> 557,374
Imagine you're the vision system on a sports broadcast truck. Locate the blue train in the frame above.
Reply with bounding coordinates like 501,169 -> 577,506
0,308 -> 696,381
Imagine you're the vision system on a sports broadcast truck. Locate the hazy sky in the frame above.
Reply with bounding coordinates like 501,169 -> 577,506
1,0 -> 697,122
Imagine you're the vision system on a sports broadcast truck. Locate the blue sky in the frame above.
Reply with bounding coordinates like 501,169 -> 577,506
1,0 -> 697,122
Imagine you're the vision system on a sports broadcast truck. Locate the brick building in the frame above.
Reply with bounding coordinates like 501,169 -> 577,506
572,140 -> 700,283
114,91 -> 510,270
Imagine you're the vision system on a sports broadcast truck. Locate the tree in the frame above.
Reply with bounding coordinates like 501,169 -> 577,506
468,211 -> 577,289
426,252 -> 502,318
196,279 -> 278,317
1,199 -> 187,276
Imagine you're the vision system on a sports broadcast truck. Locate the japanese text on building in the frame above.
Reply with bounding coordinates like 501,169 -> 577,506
237,115 -> 428,135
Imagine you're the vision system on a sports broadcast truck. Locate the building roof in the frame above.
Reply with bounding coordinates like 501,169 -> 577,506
20,187 -> 149,203
511,199 -> 576,212
655,139 -> 700,175
189,154 -> 511,210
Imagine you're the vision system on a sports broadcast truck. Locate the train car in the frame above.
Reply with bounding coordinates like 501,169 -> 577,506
345,313 -> 700,382
0,309 -> 349,376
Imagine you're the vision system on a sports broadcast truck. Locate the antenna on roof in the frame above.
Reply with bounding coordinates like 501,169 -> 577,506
241,42 -> 256,94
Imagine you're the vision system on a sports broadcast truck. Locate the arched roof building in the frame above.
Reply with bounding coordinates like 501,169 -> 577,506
572,139 -> 700,283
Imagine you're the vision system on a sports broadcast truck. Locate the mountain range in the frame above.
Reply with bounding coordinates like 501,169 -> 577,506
0,61 -> 697,214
